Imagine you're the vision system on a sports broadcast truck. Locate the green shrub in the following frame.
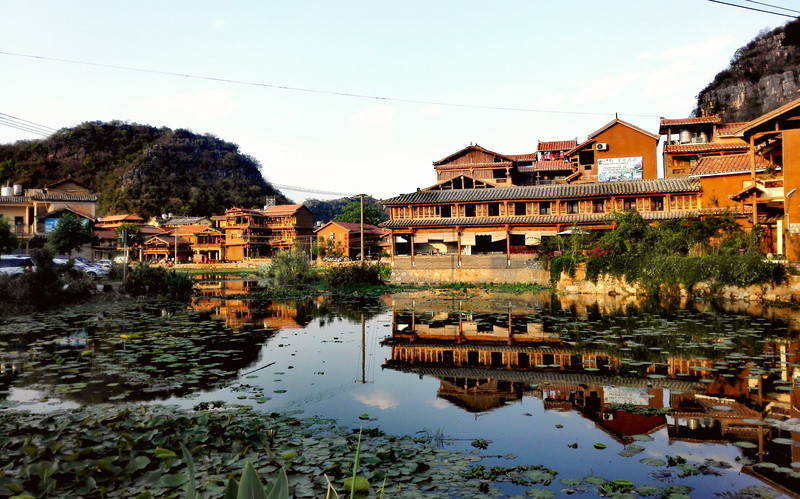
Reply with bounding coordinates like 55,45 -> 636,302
123,263 -> 195,299
262,248 -> 312,286
322,263 -> 387,288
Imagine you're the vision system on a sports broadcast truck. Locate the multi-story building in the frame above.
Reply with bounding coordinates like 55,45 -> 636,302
314,221 -> 385,260
217,204 -> 314,261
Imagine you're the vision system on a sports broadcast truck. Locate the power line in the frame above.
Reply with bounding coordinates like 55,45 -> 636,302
271,183 -> 357,197
744,0 -> 800,15
0,50 -> 662,119
0,112 -> 57,138
706,0 -> 798,17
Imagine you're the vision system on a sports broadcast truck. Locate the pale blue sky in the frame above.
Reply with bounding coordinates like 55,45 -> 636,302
0,1 -> 792,202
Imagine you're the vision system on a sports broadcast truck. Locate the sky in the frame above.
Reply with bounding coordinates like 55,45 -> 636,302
0,1 -> 795,203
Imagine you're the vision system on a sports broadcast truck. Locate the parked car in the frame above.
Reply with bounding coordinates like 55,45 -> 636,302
0,255 -> 35,275
83,263 -> 110,279
52,257 -> 109,279
96,259 -> 113,270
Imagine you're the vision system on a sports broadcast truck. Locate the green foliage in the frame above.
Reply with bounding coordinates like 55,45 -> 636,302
304,196 -> 386,225
0,121 -> 288,218
47,215 -> 94,256
0,217 -> 16,253
261,247 -> 312,286
333,200 -> 386,226
123,263 -> 196,299
115,223 -> 144,247
322,263 -> 388,288
0,247 -> 95,315
316,238 -> 345,259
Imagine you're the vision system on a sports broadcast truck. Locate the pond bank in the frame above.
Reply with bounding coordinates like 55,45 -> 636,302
555,262 -> 800,305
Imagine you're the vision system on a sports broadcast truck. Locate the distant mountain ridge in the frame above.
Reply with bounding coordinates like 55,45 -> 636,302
694,19 -> 800,121
0,121 -> 288,218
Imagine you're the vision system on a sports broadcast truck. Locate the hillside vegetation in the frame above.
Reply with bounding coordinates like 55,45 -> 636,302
694,18 -> 800,121
0,121 -> 288,217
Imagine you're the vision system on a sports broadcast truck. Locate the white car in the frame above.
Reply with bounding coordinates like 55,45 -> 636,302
0,255 -> 34,275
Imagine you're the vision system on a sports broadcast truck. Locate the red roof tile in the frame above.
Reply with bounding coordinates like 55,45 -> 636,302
264,204 -> 304,215
664,140 -> 748,154
315,221 -> 383,234
690,153 -> 773,176
659,116 -> 721,128
531,160 -> 573,171
537,140 -> 578,152
507,153 -> 537,161
716,122 -> 748,136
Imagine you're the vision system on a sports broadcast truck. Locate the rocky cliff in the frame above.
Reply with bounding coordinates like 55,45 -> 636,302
694,19 -> 800,121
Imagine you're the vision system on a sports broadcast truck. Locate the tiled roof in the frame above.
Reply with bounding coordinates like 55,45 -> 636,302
264,204 -> 305,215
382,210 -> 691,228
99,214 -> 144,222
434,161 -> 513,170
383,178 -> 701,205
528,160 -> 572,172
716,122 -> 748,136
664,141 -> 748,153
587,118 -> 659,141
174,224 -> 221,235
164,216 -> 210,225
30,193 -> 97,202
0,196 -> 30,204
433,144 -> 514,166
507,153 -> 537,161
537,140 -> 578,151
659,116 -> 721,130
690,153 -> 772,176
315,221 -> 383,234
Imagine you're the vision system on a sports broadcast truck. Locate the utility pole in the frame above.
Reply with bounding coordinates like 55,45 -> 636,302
360,193 -> 365,266
174,230 -> 178,265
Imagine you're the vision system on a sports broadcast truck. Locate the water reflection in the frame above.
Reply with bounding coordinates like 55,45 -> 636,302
382,293 -> 800,495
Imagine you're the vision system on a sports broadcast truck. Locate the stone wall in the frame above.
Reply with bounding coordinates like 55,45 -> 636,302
390,254 -> 550,285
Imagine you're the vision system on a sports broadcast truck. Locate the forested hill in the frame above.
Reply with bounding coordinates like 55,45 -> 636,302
694,18 -> 800,121
0,121 -> 288,218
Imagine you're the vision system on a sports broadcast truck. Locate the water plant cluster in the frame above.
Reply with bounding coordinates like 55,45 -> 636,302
542,210 -> 786,295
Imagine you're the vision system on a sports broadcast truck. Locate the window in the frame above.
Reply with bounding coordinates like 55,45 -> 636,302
579,150 -> 594,168
488,203 -> 500,216
650,196 -> 664,211
329,232 -> 335,240
592,200 -> 604,213
567,201 -> 579,214
539,202 -> 551,215
441,205 -> 452,218
514,202 -> 527,216
623,198 -> 634,211
465,205 -> 476,217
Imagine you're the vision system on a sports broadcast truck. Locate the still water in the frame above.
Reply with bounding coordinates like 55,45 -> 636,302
2,280 -> 799,497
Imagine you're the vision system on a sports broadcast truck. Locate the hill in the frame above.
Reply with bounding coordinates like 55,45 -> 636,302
694,19 -> 800,121
303,196 -> 386,225
0,121 -> 288,218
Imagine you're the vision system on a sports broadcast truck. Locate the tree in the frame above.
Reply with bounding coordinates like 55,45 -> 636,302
114,223 -> 144,247
0,218 -> 17,253
48,215 -> 94,257
334,201 -> 385,226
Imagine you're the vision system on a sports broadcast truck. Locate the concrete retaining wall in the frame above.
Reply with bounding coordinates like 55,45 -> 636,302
390,255 -> 550,285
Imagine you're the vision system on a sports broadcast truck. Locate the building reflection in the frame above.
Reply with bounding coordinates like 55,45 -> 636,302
382,293 -> 800,495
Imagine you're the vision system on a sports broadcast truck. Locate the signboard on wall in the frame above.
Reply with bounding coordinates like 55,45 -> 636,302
597,156 -> 643,182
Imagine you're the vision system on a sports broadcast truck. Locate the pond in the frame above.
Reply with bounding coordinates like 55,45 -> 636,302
2,281 -> 799,498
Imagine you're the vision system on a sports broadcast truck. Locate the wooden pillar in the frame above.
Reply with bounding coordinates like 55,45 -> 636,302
457,227 -> 462,266
410,232 -> 415,266
506,225 -> 511,265
390,231 -> 395,263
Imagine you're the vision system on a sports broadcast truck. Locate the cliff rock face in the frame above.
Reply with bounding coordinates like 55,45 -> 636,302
694,19 -> 800,121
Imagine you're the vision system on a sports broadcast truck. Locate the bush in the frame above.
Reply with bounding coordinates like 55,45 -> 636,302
322,263 -> 388,288
262,248 -> 312,286
123,262 -> 195,299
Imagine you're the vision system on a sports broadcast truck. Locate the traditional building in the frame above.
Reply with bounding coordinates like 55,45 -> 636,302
565,118 -> 660,183
314,221 -> 385,260
173,224 -> 225,263
660,116 -> 749,178
0,178 -> 98,247
142,233 -> 192,263
262,204 -> 314,254
383,178 -> 700,260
